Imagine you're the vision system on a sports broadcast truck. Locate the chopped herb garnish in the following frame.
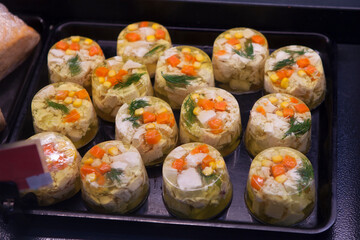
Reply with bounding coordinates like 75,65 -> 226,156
162,73 -> 197,88
46,100 -> 69,114
106,168 -> 123,184
233,39 -> 254,59
144,44 -> 166,57
128,99 -> 150,116
296,158 -> 314,192
272,58 -> 296,71
283,117 -> 311,139
123,116 -> 141,127
183,97 -> 196,127
284,49 -> 306,56
67,55 -> 82,76
114,73 -> 145,89
196,165 -> 222,187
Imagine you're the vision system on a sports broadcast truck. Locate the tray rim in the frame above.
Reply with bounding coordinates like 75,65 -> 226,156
9,20 -> 338,234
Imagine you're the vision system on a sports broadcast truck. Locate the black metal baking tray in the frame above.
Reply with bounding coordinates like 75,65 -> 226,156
0,16 -> 46,144
9,21 -> 337,234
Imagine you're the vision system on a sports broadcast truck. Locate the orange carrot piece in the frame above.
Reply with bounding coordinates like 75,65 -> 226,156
166,55 -> 181,67
125,32 -> 141,42
290,97 -> 299,103
271,164 -> 286,177
95,67 -> 109,77
201,154 -> 215,169
98,162 -> 112,174
69,42 -> 80,51
214,101 -> 227,111
75,89 -> 89,99
251,175 -> 264,191
227,38 -> 239,45
156,112 -> 170,125
139,21 -> 149,28
294,103 -> 309,113
169,113 -> 175,127
276,69 -> 287,80
155,29 -> 166,39
55,40 -> 69,51
55,90 -> 69,100
89,145 -> 106,159
197,99 -> 214,110
80,165 -> 96,178
107,77 -> 119,86
143,111 -> 157,123
190,144 -> 209,155
172,158 -> 186,172
208,118 -> 223,134
285,68 -> 294,77
305,65 -> 317,76
184,53 -> 195,63
283,107 -> 295,118
296,58 -> 310,68
181,65 -> 197,76
251,35 -> 265,45
256,106 -> 266,116
42,143 -> 55,155
89,45 -> 101,56
117,69 -> 128,77
145,129 -> 162,145
215,50 -> 227,56
63,109 -> 80,123
283,155 -> 297,169
97,174 -> 106,185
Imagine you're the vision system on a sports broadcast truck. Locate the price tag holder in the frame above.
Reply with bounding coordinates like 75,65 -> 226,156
0,140 -> 52,191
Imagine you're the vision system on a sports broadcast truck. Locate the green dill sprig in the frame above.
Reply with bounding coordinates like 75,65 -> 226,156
123,116 -> 141,127
128,99 -> 150,116
196,165 -> 222,187
183,96 -> 196,127
106,168 -> 123,184
46,100 -> 69,114
284,49 -> 306,56
272,58 -> 296,71
296,159 -> 314,192
114,73 -> 145,89
144,44 -> 166,57
283,117 -> 311,139
162,73 -> 197,88
233,39 -> 254,59
67,55 -> 82,76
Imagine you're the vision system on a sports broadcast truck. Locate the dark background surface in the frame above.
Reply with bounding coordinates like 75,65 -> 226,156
0,0 -> 359,239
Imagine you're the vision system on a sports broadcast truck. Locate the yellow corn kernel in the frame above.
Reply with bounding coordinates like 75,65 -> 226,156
128,23 -> 138,31
235,44 -> 242,50
261,159 -> 273,167
108,147 -> 119,156
65,49 -> 75,55
158,107 -> 168,114
73,99 -> 82,108
269,96 -> 278,104
235,32 -> 244,39
202,166 -> 213,176
103,81 -> 112,88
71,36 -> 80,43
224,33 -> 232,39
68,91 -> 75,97
272,155 -> 283,163
193,61 -> 201,69
215,96 -> 223,102
146,123 -> 156,130
193,106 -> 201,115
83,157 -> 94,165
270,74 -> 279,83
64,97 -> 73,104
135,108 -> 144,116
108,69 -> 116,77
84,38 -> 93,45
276,110 -> 284,117
298,70 -> 307,77
191,93 -> 200,100
98,77 -> 105,83
146,35 -> 156,42
275,174 -> 287,184
182,47 -> 191,53
195,54 -> 204,62
152,23 -> 160,30
209,161 -> 216,170
281,77 -> 289,89
216,160 -> 225,169
280,101 -> 289,108
86,172 -> 97,182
